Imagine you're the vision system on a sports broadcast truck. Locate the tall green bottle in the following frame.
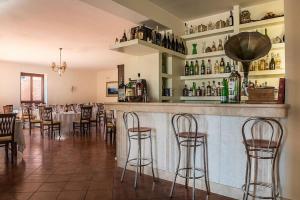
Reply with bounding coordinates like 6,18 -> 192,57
221,78 -> 229,103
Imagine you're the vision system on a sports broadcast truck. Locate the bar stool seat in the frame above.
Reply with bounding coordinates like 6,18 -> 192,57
245,139 -> 277,149
177,132 -> 206,138
128,127 -> 151,132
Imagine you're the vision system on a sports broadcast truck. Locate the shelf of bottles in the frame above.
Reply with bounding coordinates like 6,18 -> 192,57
239,16 -> 284,30
111,25 -> 187,59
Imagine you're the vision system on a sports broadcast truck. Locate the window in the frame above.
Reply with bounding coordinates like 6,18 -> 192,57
20,72 -> 44,103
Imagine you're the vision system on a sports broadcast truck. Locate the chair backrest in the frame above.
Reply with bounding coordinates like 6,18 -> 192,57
0,114 -> 16,139
105,110 -> 115,124
242,117 -> 283,158
38,105 -> 45,119
80,106 -> 93,121
3,105 -> 13,114
123,112 -> 139,131
41,107 -> 53,122
21,104 -> 30,117
96,103 -> 105,117
171,113 -> 199,144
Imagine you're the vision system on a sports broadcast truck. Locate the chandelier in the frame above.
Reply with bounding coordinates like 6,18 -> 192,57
51,48 -> 67,76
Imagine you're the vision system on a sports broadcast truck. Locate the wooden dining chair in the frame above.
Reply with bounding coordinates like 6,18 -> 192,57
0,113 -> 17,163
41,107 -> 61,138
20,104 -> 30,129
73,106 -> 93,135
28,107 -> 42,135
104,110 -> 116,144
3,105 -> 13,114
90,103 -> 104,132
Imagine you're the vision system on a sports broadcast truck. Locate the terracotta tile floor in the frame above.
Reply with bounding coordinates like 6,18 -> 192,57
0,128 -> 235,200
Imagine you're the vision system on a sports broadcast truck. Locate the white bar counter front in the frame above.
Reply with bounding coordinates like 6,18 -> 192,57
105,102 -> 289,199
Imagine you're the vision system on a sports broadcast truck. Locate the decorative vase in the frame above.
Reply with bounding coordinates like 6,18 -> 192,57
192,43 -> 197,55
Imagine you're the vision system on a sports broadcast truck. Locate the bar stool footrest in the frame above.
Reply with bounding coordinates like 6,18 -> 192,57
128,158 -> 153,167
242,182 -> 279,199
177,167 -> 205,180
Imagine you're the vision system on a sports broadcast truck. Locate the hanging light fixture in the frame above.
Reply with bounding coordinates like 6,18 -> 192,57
51,48 -> 67,76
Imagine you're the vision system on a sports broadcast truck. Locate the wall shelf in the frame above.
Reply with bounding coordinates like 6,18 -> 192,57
110,39 -> 186,59
248,69 -> 285,77
239,16 -> 284,30
180,73 -> 230,80
161,73 -> 173,78
180,96 -> 220,101
186,51 -> 225,60
271,43 -> 285,50
181,26 -> 234,40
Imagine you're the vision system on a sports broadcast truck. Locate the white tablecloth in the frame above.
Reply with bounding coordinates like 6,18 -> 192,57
53,112 -> 80,134
15,120 -> 25,152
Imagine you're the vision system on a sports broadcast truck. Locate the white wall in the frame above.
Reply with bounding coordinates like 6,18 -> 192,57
97,68 -> 118,102
0,61 -> 97,109
284,0 -> 300,199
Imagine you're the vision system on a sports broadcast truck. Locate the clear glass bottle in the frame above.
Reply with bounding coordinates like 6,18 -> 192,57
206,81 -> 212,96
212,81 -> 217,96
211,41 -> 217,51
201,82 -> 206,96
218,39 -> 224,51
214,60 -> 220,74
206,59 -> 212,74
275,53 -> 281,69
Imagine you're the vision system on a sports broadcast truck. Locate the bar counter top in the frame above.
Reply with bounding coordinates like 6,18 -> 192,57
104,102 -> 289,118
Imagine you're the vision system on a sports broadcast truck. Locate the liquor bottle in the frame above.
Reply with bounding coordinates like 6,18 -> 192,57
217,82 -> 221,96
269,53 -> 276,70
265,55 -> 270,70
220,78 -> 229,103
181,40 -> 186,55
184,61 -> 190,76
214,60 -> 220,74
201,82 -> 206,96
183,85 -> 189,96
211,42 -> 217,51
136,73 -> 143,97
196,87 -> 201,96
185,23 -> 189,35
201,60 -> 206,75
118,78 -> 126,102
188,87 -> 193,96
126,78 -> 135,98
218,39 -> 224,51
162,32 -> 167,48
220,58 -> 225,73
206,59 -> 212,74
195,60 -> 200,75
225,62 -> 231,73
192,82 -> 197,96
189,61 -> 195,75
167,33 -> 171,49
275,53 -> 281,69
212,81 -> 217,96
259,58 -> 265,71
175,37 -> 179,52
228,65 -> 241,103
254,61 -> 259,71
206,81 -> 212,96
229,10 -> 234,26
155,26 -> 161,46
121,30 -> 128,42
151,29 -> 156,44
171,34 -> 175,51
143,87 -> 148,102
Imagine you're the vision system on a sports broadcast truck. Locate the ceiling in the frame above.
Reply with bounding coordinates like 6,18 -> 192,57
149,0 -> 275,21
0,0 -> 137,69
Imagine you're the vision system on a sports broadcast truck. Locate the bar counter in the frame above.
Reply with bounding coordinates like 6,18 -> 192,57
105,102 -> 289,199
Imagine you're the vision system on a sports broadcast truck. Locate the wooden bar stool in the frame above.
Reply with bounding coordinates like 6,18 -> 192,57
242,117 -> 283,200
169,113 -> 210,200
120,112 -> 155,188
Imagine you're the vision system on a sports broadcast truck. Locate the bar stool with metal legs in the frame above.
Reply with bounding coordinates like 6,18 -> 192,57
120,112 -> 155,188
242,117 -> 283,200
169,113 -> 210,200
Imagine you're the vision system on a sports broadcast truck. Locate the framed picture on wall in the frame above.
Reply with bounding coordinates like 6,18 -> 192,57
106,81 -> 118,97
